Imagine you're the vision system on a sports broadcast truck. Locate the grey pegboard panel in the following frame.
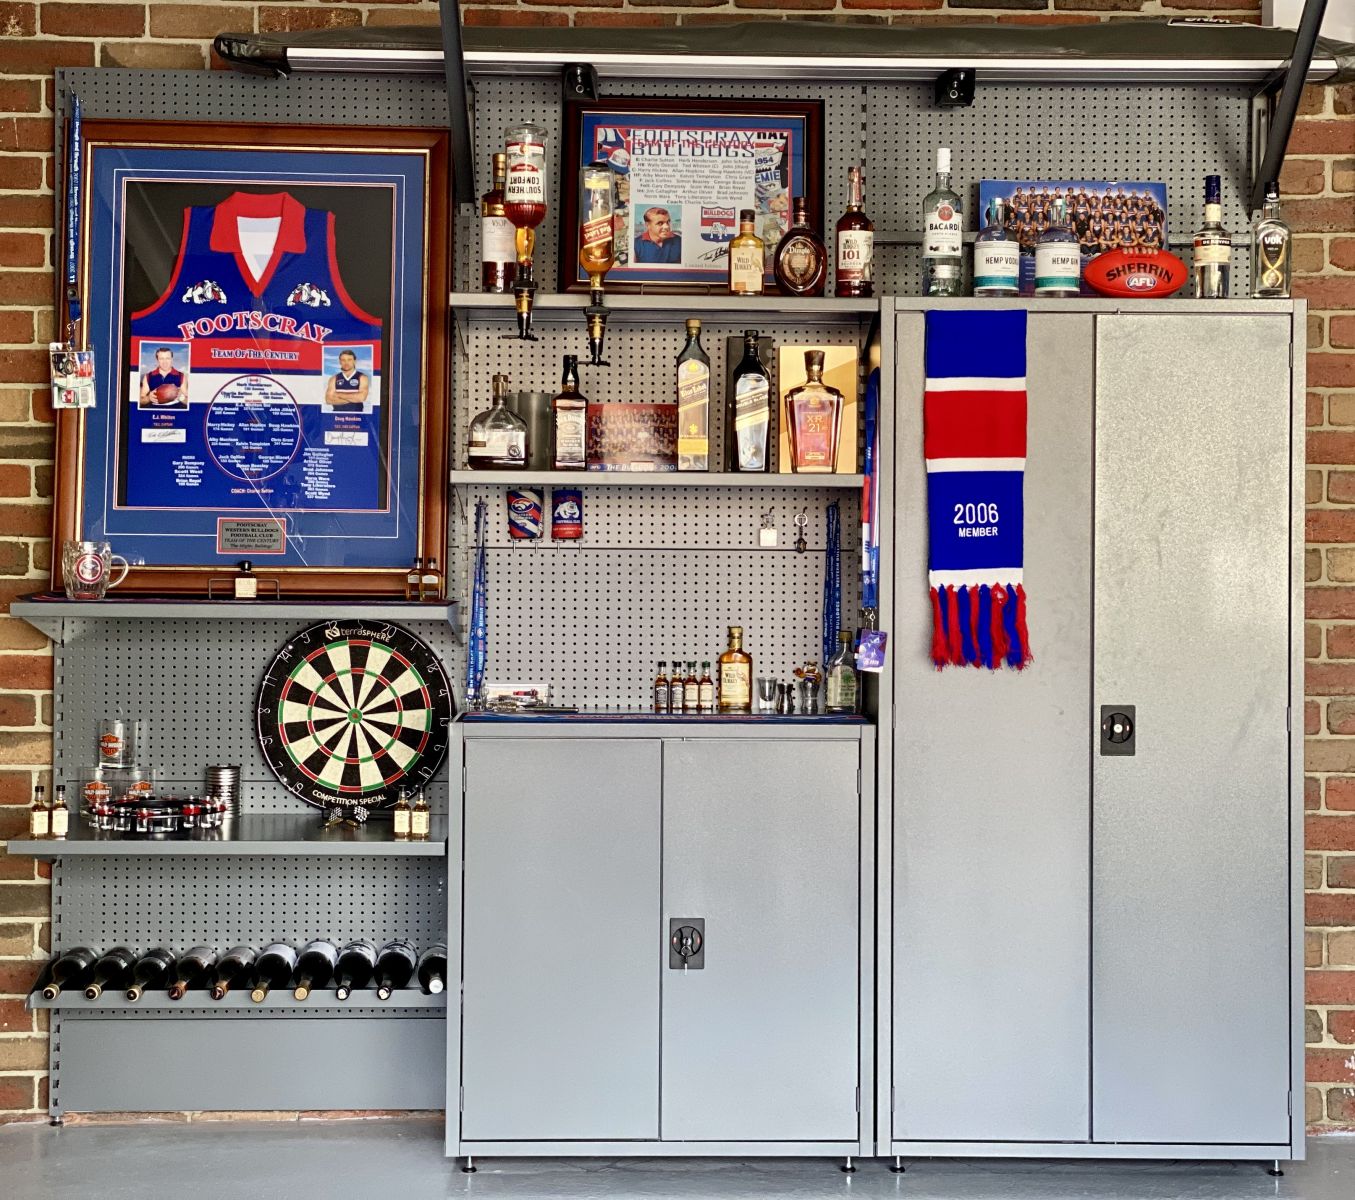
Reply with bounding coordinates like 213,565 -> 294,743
866,82 -> 1255,297
54,855 -> 447,952
53,618 -> 456,815
482,546 -> 860,710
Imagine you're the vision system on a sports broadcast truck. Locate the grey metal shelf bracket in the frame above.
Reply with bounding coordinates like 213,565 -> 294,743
1250,0 -> 1328,212
438,0 -> 477,208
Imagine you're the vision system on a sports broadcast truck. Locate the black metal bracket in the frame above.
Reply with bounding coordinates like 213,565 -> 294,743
563,63 -> 600,104
934,68 -> 975,109
437,0 -> 477,208
1249,0 -> 1328,212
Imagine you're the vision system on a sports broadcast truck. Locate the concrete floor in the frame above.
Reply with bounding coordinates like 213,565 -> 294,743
0,1120 -> 1351,1200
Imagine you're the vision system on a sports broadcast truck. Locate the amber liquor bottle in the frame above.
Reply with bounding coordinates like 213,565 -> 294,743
773,196 -> 827,297
728,209 -> 765,296
835,167 -> 874,298
785,349 -> 844,474
717,626 -> 753,714
551,355 -> 587,471
481,151 -> 516,293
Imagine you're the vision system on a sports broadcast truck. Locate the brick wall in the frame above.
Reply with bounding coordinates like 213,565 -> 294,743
1,0 -> 1352,1131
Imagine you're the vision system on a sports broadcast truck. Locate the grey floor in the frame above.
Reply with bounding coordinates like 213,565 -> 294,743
0,1120 -> 1352,1200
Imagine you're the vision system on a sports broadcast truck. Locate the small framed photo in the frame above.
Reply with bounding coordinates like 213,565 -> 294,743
562,97 -> 824,291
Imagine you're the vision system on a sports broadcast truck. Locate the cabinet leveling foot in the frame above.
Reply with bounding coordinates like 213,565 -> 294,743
840,1156 -> 857,1173
461,1156 -> 477,1174
1267,1160 -> 1284,1177
890,1156 -> 906,1173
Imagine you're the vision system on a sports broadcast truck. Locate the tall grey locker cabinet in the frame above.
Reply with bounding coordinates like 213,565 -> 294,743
882,299 -> 1304,1163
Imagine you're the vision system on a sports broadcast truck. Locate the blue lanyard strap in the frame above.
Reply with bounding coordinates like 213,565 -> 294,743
64,94 -> 82,328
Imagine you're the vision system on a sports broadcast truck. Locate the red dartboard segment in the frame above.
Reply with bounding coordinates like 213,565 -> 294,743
256,621 -> 453,810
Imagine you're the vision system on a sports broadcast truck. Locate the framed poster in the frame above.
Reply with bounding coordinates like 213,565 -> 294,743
52,121 -> 449,597
562,98 -> 823,291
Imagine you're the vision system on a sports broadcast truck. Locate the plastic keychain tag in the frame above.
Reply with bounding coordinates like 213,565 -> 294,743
856,629 -> 888,673
50,343 -> 95,409
758,509 -> 778,548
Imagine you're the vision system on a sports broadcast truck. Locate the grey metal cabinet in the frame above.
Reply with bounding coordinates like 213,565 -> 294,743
454,725 -> 871,1157
661,738 -> 861,1142
884,301 -> 1302,1160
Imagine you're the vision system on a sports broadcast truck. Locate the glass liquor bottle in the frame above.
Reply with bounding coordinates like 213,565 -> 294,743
85,946 -> 137,1000
210,946 -> 257,1000
773,196 -> 827,297
1251,181 -> 1291,299
717,626 -> 752,714
676,319 -> 711,472
29,783 -> 47,838
728,209 -> 765,296
653,663 -> 670,713
683,662 -> 699,713
41,946 -> 99,1000
1034,198 -> 1081,297
922,147 -> 963,297
251,942 -> 297,1003
416,944 -> 447,995
667,658 -> 684,713
974,197 -> 1020,297
419,557 -> 443,601
481,151 -> 516,294
468,373 -> 528,469
168,946 -> 217,1000
698,662 -> 715,713
334,939 -> 378,1001
405,557 -> 423,601
293,939 -> 339,1001
835,166 -> 874,298
1193,174 -> 1232,299
825,630 -> 860,715
375,939 -> 418,1000
410,789 -> 431,841
126,946 -> 177,1002
785,349 -> 844,474
730,330 -> 771,473
551,355 -> 587,471
392,786 -> 412,840
50,784 -> 69,838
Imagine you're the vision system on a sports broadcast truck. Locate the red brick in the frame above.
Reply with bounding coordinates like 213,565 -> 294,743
1294,237 -> 1326,275
1331,777 -> 1355,810
1308,1047 -> 1355,1083
0,2 -> 36,35
148,4 -> 254,38
575,11 -> 676,23
1309,815 -> 1355,851
734,0 -> 837,7
1310,390 -> 1325,427
1310,617 -> 1323,657
1308,776 -> 1322,810
1286,120 -> 1355,157
0,234 -> 45,270
1312,356 -> 1355,389
1288,199 -> 1355,235
462,8 -> 568,23
1331,856 -> 1355,888
1309,699 -> 1323,734
40,2 -> 143,36
0,38 -> 93,72
0,313 -> 35,348
1308,893 -> 1355,926
1330,1087 -> 1355,1125
842,0 -> 941,7
1307,740 -> 1355,772
1308,508 -> 1355,538
1334,238 -> 1355,272
258,7 -> 362,33
0,1075 -> 34,1112
0,657 -> 52,690
1307,588 -> 1355,620
0,79 -> 42,113
0,156 -> 44,192
1308,969 -> 1355,1004
98,41 -> 205,69
1333,317 -> 1355,351
0,506 -> 48,537
1330,1010 -> 1355,1043
0,275 -> 48,309
1280,158 -> 1326,196
1330,625 -> 1355,658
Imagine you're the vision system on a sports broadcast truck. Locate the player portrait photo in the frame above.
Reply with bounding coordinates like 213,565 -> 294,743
136,342 -> 189,409
633,204 -> 682,266
323,346 -> 377,412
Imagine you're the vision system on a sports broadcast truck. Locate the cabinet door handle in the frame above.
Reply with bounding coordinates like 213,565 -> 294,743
668,917 -> 705,969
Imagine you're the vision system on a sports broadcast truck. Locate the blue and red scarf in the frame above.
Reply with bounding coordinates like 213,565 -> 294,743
925,309 -> 1032,670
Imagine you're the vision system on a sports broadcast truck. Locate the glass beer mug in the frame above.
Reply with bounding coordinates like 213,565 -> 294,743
62,539 -> 130,600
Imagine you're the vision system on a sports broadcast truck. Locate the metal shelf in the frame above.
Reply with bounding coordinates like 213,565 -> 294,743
10,596 -> 459,645
27,988 -> 445,1011
450,470 -> 864,488
450,293 -> 879,321
6,814 -> 448,859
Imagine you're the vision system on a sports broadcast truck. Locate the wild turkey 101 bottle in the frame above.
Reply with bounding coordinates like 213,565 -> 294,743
835,167 -> 874,298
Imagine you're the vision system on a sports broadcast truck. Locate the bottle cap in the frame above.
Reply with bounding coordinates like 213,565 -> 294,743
492,151 -> 507,170
686,318 -> 700,333
563,354 -> 577,368
1204,174 -> 1222,204
805,349 -> 825,371
937,147 -> 952,173
739,208 -> 755,222
1265,181 -> 1280,200
743,329 -> 760,341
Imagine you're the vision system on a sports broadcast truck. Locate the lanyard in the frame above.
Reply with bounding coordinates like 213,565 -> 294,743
64,93 -> 82,330
466,501 -> 489,708
860,365 -> 880,624
823,500 -> 842,667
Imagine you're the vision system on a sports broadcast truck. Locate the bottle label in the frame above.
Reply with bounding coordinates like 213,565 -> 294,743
699,682 -> 714,709
827,668 -> 858,711
51,807 -> 69,837
554,406 -> 586,467
974,242 -> 1020,289
836,230 -> 873,280
504,141 -> 546,206
733,375 -> 770,471
924,204 -> 962,257
1035,244 -> 1082,290
719,663 -> 750,707
477,429 -> 526,462
410,809 -> 430,838
777,234 -> 820,289
30,809 -> 48,837
1257,230 -> 1289,292
482,215 -> 515,265
581,214 -> 613,260
729,245 -> 764,292
676,361 -> 710,466
1194,234 -> 1231,266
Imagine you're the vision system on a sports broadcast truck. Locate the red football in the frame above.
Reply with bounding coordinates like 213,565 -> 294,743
1083,247 -> 1188,298
153,383 -> 180,402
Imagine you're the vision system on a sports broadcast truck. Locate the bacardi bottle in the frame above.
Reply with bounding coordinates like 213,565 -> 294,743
1193,174 -> 1232,299
1251,181 -> 1291,299
835,166 -> 874,298
922,148 -> 963,297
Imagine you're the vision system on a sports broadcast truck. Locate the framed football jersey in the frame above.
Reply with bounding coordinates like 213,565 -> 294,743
52,121 -> 450,597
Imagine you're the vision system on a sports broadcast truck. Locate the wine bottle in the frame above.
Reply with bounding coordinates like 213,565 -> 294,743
293,939 -> 339,1001
334,939 -> 378,1001
85,946 -> 137,1000
126,947 -> 177,1002
416,943 -> 448,996
167,946 -> 217,1001
41,946 -> 99,1001
210,945 -> 257,1001
375,938 -> 418,1000
250,942 -> 298,1003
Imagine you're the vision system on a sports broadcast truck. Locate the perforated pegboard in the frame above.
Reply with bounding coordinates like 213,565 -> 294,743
53,856 -> 446,952
53,618 -> 455,815
865,82 -> 1256,297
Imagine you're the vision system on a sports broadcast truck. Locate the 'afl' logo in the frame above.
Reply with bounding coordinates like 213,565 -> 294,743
74,552 -> 105,585
1126,275 -> 1156,291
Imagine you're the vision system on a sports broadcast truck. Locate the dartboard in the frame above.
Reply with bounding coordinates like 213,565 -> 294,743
256,620 -> 454,809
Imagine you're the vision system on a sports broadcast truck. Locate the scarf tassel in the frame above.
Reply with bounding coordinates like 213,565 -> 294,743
931,582 -> 1031,671
929,587 -> 948,669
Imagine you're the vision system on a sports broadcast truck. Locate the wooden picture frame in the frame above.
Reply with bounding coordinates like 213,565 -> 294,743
561,97 -> 824,293
52,121 -> 450,598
